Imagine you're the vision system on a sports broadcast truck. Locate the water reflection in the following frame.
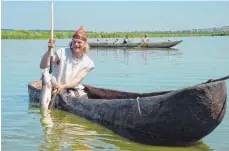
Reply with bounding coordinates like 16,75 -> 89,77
92,47 -> 179,51
28,103 -> 212,151
38,109 -> 121,150
92,48 -> 182,63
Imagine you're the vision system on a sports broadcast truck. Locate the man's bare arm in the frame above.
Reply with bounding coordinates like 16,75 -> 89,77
40,39 -> 59,69
40,51 -> 59,69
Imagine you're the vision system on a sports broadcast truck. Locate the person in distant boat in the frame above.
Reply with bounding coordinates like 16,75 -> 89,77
123,36 -> 129,44
141,34 -> 149,43
114,39 -> 119,44
40,26 -> 95,98
105,38 -> 109,43
97,39 -> 100,43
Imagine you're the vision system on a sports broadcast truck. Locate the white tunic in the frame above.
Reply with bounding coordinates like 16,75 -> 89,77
52,48 -> 94,90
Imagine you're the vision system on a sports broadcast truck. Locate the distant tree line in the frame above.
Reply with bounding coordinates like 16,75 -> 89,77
1,30 -> 229,39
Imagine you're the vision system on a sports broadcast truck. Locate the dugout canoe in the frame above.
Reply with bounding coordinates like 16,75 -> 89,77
88,40 -> 183,48
28,78 -> 227,145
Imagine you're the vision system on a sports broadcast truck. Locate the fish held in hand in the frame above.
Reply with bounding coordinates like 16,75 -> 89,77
40,69 -> 57,109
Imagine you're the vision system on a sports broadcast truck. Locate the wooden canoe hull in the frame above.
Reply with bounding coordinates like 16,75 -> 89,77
88,40 -> 183,48
28,80 -> 227,145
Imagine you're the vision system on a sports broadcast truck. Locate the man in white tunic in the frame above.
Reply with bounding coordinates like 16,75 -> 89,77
40,26 -> 94,98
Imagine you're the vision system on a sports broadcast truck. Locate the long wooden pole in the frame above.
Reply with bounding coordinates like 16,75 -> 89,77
51,1 -> 54,40
49,1 -> 54,74
48,1 -> 55,109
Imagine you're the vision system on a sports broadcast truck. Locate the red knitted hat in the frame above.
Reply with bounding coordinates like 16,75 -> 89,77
72,26 -> 87,42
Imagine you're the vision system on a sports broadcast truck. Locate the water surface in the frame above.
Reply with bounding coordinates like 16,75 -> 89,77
2,37 -> 229,151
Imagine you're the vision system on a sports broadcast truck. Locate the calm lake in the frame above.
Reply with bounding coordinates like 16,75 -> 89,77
2,37 -> 229,151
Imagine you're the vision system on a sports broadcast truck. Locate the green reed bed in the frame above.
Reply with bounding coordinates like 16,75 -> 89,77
2,30 -> 229,39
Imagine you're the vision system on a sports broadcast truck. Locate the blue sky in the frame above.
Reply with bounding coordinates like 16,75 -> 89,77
2,1 -> 229,32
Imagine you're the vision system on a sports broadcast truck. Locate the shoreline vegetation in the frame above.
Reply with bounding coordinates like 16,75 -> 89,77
1,30 -> 229,39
